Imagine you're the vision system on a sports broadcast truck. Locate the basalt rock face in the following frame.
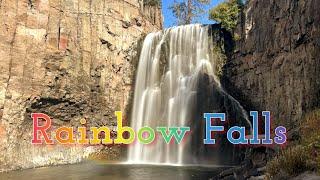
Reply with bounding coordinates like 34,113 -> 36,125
0,0 -> 162,171
223,0 -> 320,132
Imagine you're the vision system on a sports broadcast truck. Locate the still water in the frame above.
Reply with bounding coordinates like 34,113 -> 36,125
0,161 -> 225,180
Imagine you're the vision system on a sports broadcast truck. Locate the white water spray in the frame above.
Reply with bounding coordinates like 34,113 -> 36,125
127,24 -> 251,165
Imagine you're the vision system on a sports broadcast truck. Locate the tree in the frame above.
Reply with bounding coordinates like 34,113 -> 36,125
209,0 -> 241,31
170,0 -> 210,25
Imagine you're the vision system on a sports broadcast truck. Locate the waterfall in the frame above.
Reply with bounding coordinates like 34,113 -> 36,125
127,24 -> 251,165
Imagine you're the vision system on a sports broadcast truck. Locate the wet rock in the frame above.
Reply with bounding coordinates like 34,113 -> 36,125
256,166 -> 266,174
292,172 -> 320,180
219,168 -> 236,178
221,175 -> 237,180
248,175 -> 267,180
246,168 -> 259,178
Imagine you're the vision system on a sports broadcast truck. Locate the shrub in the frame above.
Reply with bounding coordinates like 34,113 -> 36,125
301,109 -> 320,146
209,0 -> 241,31
300,109 -> 320,171
266,145 -> 313,178
233,32 -> 241,41
266,109 -> 320,178
211,45 -> 227,79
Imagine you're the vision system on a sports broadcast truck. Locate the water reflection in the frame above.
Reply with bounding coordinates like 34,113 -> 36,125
0,161 -> 225,180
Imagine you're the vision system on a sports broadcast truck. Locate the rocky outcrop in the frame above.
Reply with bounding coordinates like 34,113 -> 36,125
0,0 -> 162,171
223,0 -> 320,132
215,1 -> 320,179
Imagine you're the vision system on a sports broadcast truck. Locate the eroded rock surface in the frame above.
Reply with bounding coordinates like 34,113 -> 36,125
224,0 -> 320,131
0,0 -> 162,171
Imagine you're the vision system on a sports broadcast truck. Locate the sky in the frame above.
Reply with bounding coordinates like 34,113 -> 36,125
161,0 -> 225,28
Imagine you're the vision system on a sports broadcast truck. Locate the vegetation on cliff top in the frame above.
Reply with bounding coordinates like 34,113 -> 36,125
208,0 -> 243,79
209,0 -> 242,31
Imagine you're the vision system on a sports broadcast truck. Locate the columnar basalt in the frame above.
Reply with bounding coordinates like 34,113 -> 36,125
223,0 -> 320,133
0,0 -> 162,171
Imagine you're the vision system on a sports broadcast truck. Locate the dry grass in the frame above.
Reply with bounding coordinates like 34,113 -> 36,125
266,109 -> 320,178
266,145 -> 313,177
300,109 -> 320,170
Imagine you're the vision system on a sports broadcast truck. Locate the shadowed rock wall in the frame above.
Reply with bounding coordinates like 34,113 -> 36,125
223,0 -> 320,134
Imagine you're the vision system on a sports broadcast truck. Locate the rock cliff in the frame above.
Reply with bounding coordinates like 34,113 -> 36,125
223,0 -> 320,133
0,0 -> 162,171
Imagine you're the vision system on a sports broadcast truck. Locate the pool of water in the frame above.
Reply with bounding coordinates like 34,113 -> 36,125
0,162 -> 226,180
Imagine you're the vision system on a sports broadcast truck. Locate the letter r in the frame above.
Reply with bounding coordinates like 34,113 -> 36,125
31,113 -> 53,144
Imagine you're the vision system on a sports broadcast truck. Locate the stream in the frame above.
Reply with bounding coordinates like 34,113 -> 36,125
0,162 -> 227,180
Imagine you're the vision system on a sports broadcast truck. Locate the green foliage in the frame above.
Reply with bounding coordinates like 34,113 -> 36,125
233,32 -> 241,41
209,0 -> 241,31
143,0 -> 161,6
170,0 -> 210,25
211,45 -> 227,79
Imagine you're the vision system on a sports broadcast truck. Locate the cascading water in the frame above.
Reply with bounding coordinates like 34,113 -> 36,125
127,24 -> 251,165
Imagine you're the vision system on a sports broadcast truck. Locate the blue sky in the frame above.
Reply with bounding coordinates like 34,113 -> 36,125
162,0 -> 225,28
